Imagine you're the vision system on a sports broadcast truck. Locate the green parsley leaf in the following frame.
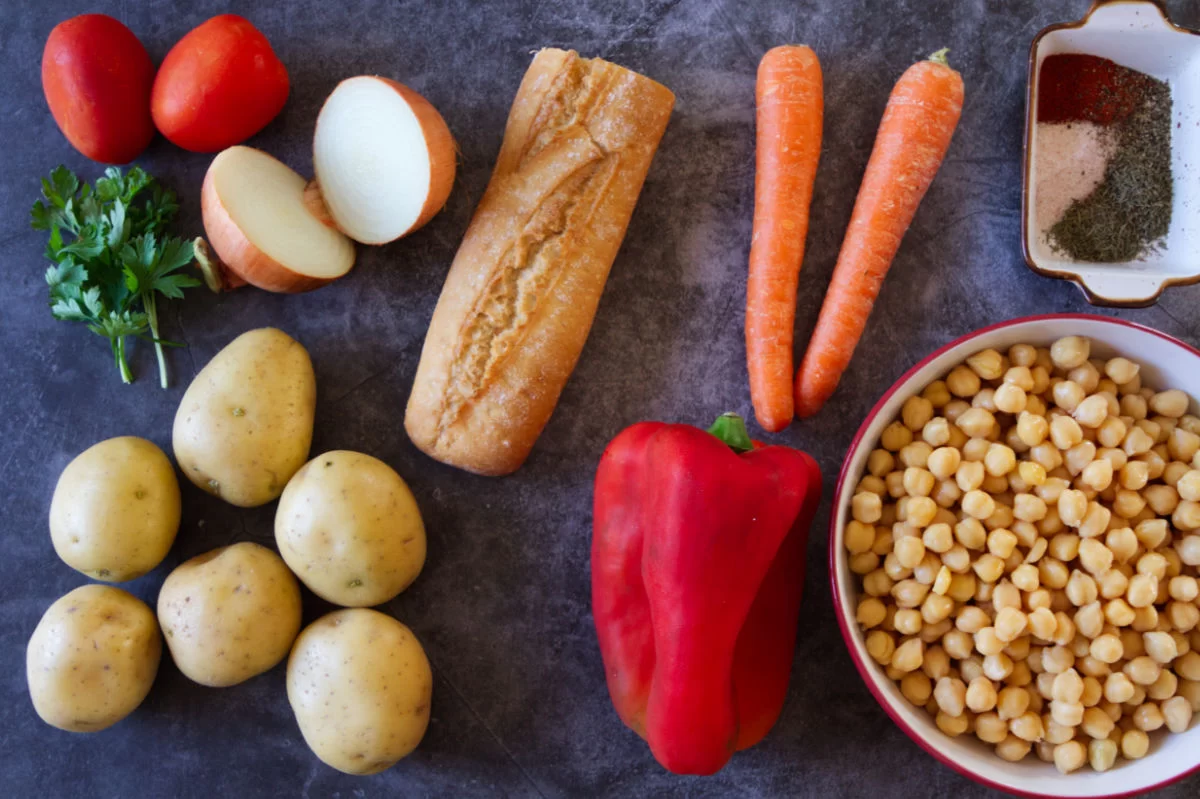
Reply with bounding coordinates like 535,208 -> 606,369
31,166 -> 201,387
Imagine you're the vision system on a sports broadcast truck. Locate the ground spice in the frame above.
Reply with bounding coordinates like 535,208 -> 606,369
1035,54 -> 1173,263
1037,53 -> 1160,126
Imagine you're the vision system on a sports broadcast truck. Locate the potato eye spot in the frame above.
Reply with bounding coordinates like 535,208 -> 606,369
135,489 -> 146,500
347,579 -> 363,588
231,407 -> 245,417
207,479 -> 220,493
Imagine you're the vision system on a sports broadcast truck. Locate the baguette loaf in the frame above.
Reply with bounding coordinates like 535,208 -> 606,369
405,49 -> 674,476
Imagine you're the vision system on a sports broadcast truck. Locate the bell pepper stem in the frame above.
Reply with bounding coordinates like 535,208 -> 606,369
707,413 -> 754,454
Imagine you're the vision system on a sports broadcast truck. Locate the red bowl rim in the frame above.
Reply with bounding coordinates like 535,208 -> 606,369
828,312 -> 1200,799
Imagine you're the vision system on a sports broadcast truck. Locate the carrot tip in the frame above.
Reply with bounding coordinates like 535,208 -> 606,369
927,48 -> 950,66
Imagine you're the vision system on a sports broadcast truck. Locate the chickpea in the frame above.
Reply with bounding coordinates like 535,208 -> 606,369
942,545 -> 971,574
1074,395 -> 1110,429
866,630 -> 896,665
972,554 -> 1006,586
1053,381 -> 1087,414
1147,668 -> 1178,702
935,676 -> 968,717
936,711 -> 971,737
1178,535 -> 1200,567
892,637 -> 925,673
1069,362 -> 1101,394
900,671 -> 934,706
1028,607 -> 1057,641
1169,575 -> 1199,602
921,593 -> 955,625
1039,559 -> 1070,591
1150,389 -> 1189,419
962,490 -> 996,521
957,407 -> 996,439
993,383 -> 1027,415
1163,695 -> 1195,733
1002,710 -> 1041,744
1089,634 -> 1123,664
947,365 -> 982,398
1121,728 -> 1150,759
1138,449 -> 1167,481
1051,337 -> 1091,371
923,380 -> 952,408
1133,702 -> 1165,732
984,444 -> 1017,477
869,449 -> 896,478
1065,441 -> 1098,477
902,395 -> 935,432
1173,500 -> 1200,532
1079,458 -> 1114,492
902,467 -> 936,498
975,712 -> 1009,744
1169,430 -> 1200,464
1168,600 -> 1200,633
1126,573 -> 1159,609
1078,539 -> 1114,576
987,528 -> 1018,560
1135,519 -> 1170,550
1076,501 -> 1111,540
1008,345 -> 1037,369
1123,426 -> 1156,457
1051,739 -> 1089,772
881,421 -> 914,452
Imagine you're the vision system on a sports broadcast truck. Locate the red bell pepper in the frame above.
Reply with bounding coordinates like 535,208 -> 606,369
591,413 -> 822,775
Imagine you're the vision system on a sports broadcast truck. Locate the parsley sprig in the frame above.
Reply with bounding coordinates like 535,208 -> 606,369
32,166 -> 202,388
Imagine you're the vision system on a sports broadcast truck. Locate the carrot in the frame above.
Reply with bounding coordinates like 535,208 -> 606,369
746,45 -> 824,432
793,49 -> 963,418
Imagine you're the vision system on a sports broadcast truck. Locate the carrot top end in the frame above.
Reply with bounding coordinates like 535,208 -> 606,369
927,47 -> 951,66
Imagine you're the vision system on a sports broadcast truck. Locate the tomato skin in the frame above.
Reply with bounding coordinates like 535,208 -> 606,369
41,14 -> 156,164
151,15 -> 289,152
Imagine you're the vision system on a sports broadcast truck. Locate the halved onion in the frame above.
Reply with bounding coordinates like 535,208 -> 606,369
201,146 -> 356,293
313,76 -> 456,245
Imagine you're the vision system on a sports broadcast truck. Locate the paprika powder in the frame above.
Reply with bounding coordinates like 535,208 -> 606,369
591,413 -> 821,775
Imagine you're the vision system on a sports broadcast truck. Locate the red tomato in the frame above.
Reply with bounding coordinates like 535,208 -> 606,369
41,14 -> 156,164
151,15 -> 290,152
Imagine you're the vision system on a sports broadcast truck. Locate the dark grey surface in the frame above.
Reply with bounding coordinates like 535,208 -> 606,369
3,1 -> 1199,797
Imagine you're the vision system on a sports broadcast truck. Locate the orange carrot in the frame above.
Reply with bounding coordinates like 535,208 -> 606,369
794,49 -> 963,418
746,45 -> 824,432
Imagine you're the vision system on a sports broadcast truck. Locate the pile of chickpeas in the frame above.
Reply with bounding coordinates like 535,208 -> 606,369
845,336 -> 1200,774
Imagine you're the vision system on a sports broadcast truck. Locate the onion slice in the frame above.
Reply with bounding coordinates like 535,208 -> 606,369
313,76 -> 456,245
201,146 -> 356,293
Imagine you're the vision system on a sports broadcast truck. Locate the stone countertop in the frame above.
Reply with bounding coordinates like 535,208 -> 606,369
3,1 -> 1199,797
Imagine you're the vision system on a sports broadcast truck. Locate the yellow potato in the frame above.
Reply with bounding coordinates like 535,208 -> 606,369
27,584 -> 161,732
49,436 -> 181,582
157,542 -> 302,687
287,609 -> 431,774
275,451 -> 426,606
173,328 -> 316,507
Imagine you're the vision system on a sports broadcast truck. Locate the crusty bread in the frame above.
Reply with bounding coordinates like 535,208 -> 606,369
405,48 -> 674,476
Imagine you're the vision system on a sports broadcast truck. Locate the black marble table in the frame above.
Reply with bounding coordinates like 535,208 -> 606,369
3,1 -> 1199,796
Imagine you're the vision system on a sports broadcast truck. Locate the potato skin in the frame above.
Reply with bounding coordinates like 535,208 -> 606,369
275,451 -> 426,606
27,584 -> 161,732
157,542 -> 302,687
173,328 -> 316,507
287,609 -> 432,774
49,436 -> 181,582
41,14 -> 155,164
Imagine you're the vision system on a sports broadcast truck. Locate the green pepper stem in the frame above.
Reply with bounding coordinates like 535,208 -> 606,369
707,413 -> 754,453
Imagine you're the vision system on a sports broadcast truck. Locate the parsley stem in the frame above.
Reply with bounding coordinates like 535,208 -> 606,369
144,292 -> 169,389
113,336 -> 132,384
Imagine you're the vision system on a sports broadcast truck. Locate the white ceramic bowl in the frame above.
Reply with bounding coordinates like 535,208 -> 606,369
831,314 -> 1200,797
1021,0 -> 1200,307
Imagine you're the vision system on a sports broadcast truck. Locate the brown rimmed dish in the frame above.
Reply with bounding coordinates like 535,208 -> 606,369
1021,0 -> 1200,308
